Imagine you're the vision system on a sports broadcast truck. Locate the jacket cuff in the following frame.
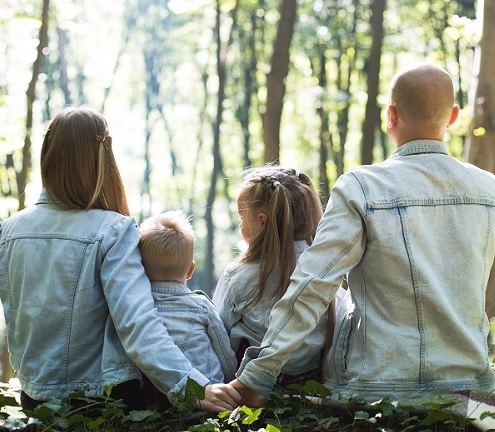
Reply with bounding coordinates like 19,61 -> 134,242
166,369 -> 210,405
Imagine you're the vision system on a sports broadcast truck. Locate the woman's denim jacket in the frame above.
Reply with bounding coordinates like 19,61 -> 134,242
0,190 -> 209,402
213,241 -> 328,375
237,140 -> 495,400
150,281 -> 237,383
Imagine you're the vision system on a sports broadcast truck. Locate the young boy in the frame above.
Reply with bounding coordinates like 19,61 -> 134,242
138,210 -> 237,410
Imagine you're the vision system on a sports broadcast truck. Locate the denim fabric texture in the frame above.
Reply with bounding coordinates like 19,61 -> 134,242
0,190 -> 209,402
150,281 -> 237,383
213,241 -> 328,375
237,140 -> 495,400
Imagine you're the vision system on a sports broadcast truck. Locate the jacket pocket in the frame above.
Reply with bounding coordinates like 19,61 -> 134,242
335,298 -> 359,375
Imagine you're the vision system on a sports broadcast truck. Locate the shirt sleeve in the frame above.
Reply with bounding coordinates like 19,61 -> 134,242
212,266 -> 243,334
204,299 -> 238,382
100,216 -> 209,403
236,173 -> 367,395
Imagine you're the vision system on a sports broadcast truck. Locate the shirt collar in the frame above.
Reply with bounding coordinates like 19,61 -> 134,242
150,280 -> 190,294
390,140 -> 448,159
36,189 -> 63,206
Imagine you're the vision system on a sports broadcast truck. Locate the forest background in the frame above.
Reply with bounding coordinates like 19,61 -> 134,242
0,0 -> 494,381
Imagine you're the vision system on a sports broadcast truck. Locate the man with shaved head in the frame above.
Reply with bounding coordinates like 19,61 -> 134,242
230,62 -> 495,405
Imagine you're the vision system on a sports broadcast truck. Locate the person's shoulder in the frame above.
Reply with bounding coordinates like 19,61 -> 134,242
222,259 -> 259,276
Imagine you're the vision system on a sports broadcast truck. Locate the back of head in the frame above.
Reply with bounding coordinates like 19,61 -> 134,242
390,62 -> 454,130
41,106 -> 129,215
239,165 -> 323,303
139,210 -> 195,282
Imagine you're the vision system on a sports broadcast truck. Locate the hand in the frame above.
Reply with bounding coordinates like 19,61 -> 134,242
230,379 -> 266,408
195,383 -> 243,413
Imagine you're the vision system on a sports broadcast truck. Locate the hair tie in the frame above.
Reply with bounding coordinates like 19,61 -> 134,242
97,133 -> 110,147
273,181 -> 281,188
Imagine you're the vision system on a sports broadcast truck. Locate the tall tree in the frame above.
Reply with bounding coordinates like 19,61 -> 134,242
263,0 -> 297,163
204,0 -> 239,293
360,0 -> 386,165
465,0 -> 495,318
17,0 -> 50,211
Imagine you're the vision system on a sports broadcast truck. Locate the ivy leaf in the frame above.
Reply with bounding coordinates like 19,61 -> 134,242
419,410 -> 451,426
87,416 -> 105,430
185,378 -> 206,405
301,380 -> 332,397
481,411 -> 495,420
240,406 -> 263,425
354,410 -> 377,423
127,409 -> 159,422
67,413 -> 85,426
0,394 -> 18,407
3,417 -> 27,430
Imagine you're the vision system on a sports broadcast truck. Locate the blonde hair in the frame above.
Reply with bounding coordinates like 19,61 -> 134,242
238,165 -> 323,307
139,210 -> 195,281
41,106 -> 130,215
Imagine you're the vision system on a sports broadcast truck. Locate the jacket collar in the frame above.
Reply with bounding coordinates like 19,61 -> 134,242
390,140 -> 448,159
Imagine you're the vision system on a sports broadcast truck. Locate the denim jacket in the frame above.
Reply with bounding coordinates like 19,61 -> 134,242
150,281 -> 237,383
237,140 -> 495,400
213,241 -> 328,375
0,190 -> 209,402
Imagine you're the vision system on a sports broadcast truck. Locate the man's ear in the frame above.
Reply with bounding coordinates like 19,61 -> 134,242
447,104 -> 459,128
258,212 -> 268,225
388,103 -> 398,127
186,261 -> 196,280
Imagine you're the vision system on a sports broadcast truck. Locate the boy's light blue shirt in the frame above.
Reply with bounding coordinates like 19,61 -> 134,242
150,281 -> 237,383
0,189 -> 209,402
238,140 -> 495,400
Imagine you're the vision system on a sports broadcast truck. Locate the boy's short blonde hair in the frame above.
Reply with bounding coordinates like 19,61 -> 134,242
139,210 -> 195,281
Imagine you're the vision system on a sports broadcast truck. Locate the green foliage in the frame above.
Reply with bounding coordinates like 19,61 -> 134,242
0,379 -> 491,431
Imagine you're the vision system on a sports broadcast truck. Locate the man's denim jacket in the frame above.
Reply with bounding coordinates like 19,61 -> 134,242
0,190 -> 209,402
150,281 -> 237,383
237,140 -> 495,400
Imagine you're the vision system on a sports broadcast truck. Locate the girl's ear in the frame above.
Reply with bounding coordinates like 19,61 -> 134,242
258,212 -> 268,225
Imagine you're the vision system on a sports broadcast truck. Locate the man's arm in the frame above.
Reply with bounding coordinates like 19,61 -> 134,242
234,173 -> 367,397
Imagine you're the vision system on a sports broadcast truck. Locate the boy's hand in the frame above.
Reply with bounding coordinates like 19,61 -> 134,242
230,379 -> 266,408
195,383 -> 243,413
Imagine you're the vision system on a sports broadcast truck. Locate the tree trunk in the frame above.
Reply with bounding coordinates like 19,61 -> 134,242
18,0 -> 50,211
315,49 -> 330,203
204,0 -> 239,294
263,0 -> 297,164
465,0 -> 495,318
57,27 -> 71,105
360,0 -> 386,166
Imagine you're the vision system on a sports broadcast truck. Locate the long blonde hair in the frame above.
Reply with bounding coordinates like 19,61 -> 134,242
41,106 -> 130,215
238,166 -> 323,307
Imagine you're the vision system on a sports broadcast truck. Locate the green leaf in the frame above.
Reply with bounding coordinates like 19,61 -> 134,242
0,394 -> 18,408
185,377 -> 206,405
419,410 -> 452,426
67,413 -> 85,426
87,416 -> 105,430
481,410 -> 495,420
300,380 -> 332,397
241,407 -> 263,424
3,417 -> 27,430
354,410 -> 377,423
128,409 -> 162,422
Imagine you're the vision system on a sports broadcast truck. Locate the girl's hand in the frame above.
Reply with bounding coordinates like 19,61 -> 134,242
230,379 -> 266,408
